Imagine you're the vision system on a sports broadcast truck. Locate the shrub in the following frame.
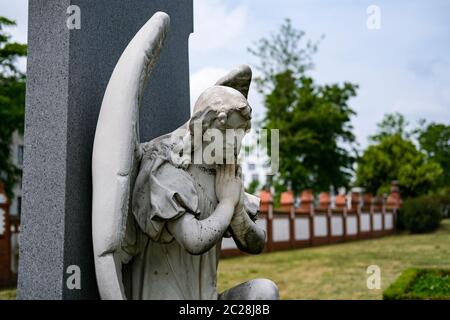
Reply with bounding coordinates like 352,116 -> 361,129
400,196 -> 442,233
384,268 -> 450,300
395,208 -> 407,231
435,187 -> 450,218
383,268 -> 418,300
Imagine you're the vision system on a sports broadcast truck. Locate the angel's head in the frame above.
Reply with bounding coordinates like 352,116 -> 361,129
188,85 -> 252,164
170,65 -> 253,167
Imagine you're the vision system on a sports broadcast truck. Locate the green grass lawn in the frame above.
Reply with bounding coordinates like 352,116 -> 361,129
0,288 -> 16,300
1,220 -> 449,300
217,219 -> 450,300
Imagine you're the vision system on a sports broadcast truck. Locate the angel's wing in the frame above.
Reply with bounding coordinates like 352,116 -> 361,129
91,12 -> 170,300
215,64 -> 252,98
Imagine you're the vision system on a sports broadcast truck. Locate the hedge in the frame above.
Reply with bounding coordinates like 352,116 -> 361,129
383,268 -> 450,300
397,196 -> 442,233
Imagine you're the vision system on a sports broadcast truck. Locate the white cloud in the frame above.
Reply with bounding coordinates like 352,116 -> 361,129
190,66 -> 228,112
389,58 -> 450,120
190,0 -> 247,54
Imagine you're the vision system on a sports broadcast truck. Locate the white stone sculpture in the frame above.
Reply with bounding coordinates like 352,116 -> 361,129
92,11 -> 279,300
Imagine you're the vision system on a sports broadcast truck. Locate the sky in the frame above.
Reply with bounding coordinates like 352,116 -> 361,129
2,0 -> 450,150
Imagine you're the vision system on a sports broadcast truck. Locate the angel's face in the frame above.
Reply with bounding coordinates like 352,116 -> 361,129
222,111 -> 247,160
192,86 -> 252,166
203,110 -> 249,164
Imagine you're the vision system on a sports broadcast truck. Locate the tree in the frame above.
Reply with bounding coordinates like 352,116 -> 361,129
248,18 -> 321,94
370,112 -> 411,142
0,17 -> 27,198
246,179 -> 260,195
356,114 -> 443,197
417,122 -> 450,188
249,19 -> 358,193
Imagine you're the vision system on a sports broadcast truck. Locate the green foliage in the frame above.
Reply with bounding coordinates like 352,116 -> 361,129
399,196 -> 442,233
356,114 -> 443,197
395,207 -> 407,231
384,268 -> 450,300
0,16 -> 26,198
435,187 -> 450,218
410,270 -> 450,299
246,179 -> 260,195
272,179 -> 287,208
383,268 -> 418,300
248,18 -> 322,94
370,112 -> 410,142
249,20 -> 357,193
0,287 -> 16,300
358,113 -> 448,198
358,135 -> 441,197
417,122 -> 450,188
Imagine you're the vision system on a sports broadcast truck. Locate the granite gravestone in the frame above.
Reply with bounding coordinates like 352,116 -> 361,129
18,0 -> 193,299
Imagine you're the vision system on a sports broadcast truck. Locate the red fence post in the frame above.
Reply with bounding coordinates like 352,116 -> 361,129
387,180 -> 401,234
268,201 -> 273,252
280,191 -> 295,249
351,192 -> 361,239
259,189 -> 273,252
335,194 -> 346,242
343,204 -> 348,241
362,193 -> 373,238
319,192 -> 331,243
373,196 -> 383,237
300,190 -> 314,246
0,182 -> 12,287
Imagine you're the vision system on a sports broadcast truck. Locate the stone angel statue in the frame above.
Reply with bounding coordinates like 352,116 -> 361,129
92,12 -> 278,300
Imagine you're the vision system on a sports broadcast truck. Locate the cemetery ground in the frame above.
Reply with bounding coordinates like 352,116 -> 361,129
217,219 -> 450,300
1,219 -> 449,300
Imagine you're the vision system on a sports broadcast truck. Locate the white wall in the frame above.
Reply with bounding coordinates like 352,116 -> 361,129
331,216 -> 343,236
346,216 -> 358,235
385,213 -> 393,229
361,213 -> 371,231
314,215 -> 327,237
273,218 -> 289,241
295,217 -> 309,240
0,208 -> 5,236
373,213 -> 382,230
